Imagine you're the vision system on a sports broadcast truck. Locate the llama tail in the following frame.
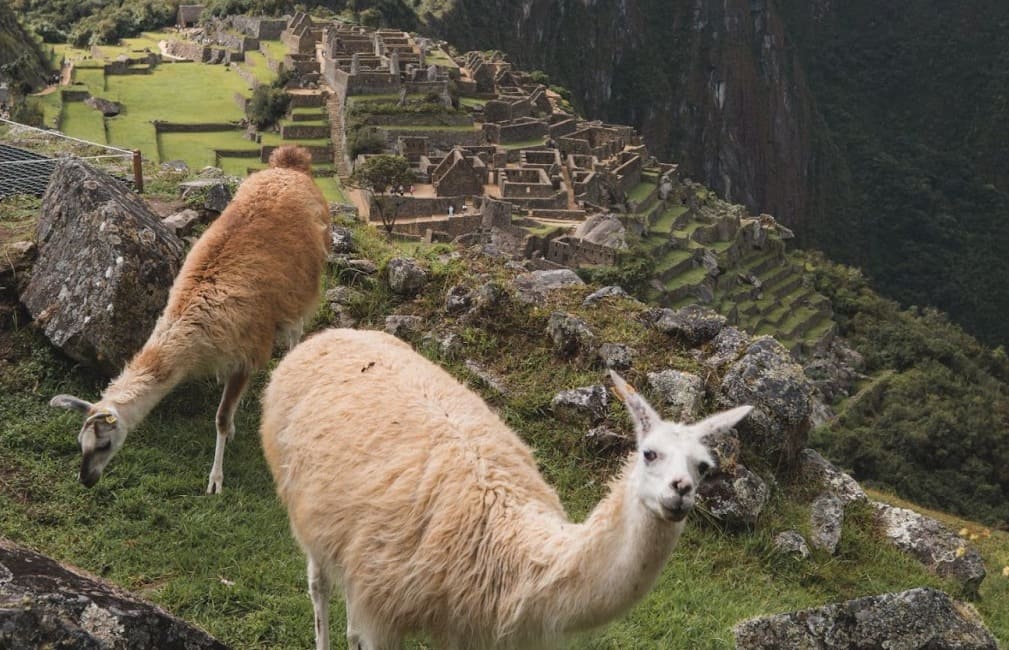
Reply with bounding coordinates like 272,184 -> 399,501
269,145 -> 313,174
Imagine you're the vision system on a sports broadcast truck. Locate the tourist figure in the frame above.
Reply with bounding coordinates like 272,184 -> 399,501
448,204 -> 454,217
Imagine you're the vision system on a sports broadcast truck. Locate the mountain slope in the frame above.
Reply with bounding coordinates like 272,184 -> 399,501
0,2 -> 50,92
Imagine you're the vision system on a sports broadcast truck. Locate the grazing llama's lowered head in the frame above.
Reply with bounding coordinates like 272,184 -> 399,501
49,395 -> 127,487
610,370 -> 753,522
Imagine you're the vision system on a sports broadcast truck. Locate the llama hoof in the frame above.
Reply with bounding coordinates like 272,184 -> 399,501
206,478 -> 223,495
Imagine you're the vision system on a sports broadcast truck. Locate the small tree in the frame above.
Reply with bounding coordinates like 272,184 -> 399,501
348,155 -> 414,237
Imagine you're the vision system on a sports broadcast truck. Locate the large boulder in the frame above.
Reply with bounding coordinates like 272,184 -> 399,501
798,448 -> 867,505
551,384 -> 608,425
513,269 -> 584,304
546,311 -> 597,360
697,463 -> 770,527
646,369 -> 704,422
734,587 -> 996,649
386,257 -> 428,296
21,159 -> 184,375
873,502 -> 986,596
0,538 -> 228,649
718,336 -> 814,473
645,304 -> 726,345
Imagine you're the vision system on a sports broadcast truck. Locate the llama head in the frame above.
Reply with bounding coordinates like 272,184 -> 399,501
50,394 -> 127,488
609,371 -> 752,522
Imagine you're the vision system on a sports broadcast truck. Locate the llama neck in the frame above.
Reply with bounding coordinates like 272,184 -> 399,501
545,459 -> 685,634
100,344 -> 183,431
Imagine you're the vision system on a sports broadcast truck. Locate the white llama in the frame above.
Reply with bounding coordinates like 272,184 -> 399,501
50,145 -> 330,494
260,328 -> 752,649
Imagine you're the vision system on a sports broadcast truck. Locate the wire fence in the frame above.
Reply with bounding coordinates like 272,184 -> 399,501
0,118 -> 141,200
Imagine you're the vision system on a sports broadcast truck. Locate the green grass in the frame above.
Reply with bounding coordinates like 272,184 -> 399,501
239,50 -> 279,86
258,39 -> 288,64
316,176 -> 348,204
71,67 -> 106,94
627,182 -> 656,204
425,48 -> 456,67
59,101 -> 107,144
93,31 -> 171,60
651,205 -> 689,233
459,97 -> 487,108
158,131 -> 254,171
2,219 -> 1009,648
259,132 -> 331,147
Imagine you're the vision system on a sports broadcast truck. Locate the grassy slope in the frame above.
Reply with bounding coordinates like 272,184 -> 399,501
1,220 -> 1006,648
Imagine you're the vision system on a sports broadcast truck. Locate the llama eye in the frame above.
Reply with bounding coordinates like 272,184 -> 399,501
643,449 -> 657,462
697,461 -> 712,477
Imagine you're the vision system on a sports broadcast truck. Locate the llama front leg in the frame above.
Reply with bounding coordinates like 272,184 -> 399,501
308,556 -> 332,650
207,369 -> 250,495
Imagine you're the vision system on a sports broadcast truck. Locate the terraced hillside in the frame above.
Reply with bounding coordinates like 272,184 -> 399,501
633,178 -> 835,356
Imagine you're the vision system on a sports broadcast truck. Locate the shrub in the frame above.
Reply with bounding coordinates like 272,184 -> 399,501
347,127 -> 386,159
247,85 -> 290,130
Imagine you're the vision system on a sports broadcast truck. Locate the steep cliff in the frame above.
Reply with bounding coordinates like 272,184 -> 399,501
417,0 -> 1009,345
0,3 -> 50,92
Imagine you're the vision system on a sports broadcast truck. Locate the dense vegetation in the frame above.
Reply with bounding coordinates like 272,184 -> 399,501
776,0 -> 1009,347
804,252 -> 1009,527
0,2 -> 50,92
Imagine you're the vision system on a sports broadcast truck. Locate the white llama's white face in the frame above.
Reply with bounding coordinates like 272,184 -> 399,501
50,394 -> 128,488
609,371 -> 752,522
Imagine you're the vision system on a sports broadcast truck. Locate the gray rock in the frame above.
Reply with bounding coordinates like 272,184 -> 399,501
21,158 -> 184,375
198,166 -> 224,178
547,311 -> 597,359
718,336 -> 814,472
697,463 -> 769,527
386,257 -> 428,295
384,314 -> 424,339
734,587 -> 996,649
513,269 -> 584,304
330,226 -> 355,254
873,502 -> 986,596
551,384 -> 608,425
596,342 -> 633,370
464,360 -> 508,395
646,369 -> 704,422
474,281 -> 508,313
325,286 -> 359,306
445,285 -> 473,314
646,304 -> 726,345
703,325 -> 750,371
572,213 -> 627,248
160,208 -> 201,237
329,305 -> 357,329
160,159 -> 189,173
584,425 -> 630,451
0,240 -> 35,296
773,531 -> 811,560
0,538 -> 227,649
84,95 -> 121,116
179,178 -> 232,213
798,448 -> 866,505
345,258 -> 378,275
810,493 -> 844,554
582,285 -> 630,307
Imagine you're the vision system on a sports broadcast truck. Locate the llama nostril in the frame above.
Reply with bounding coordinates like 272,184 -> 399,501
672,479 -> 692,496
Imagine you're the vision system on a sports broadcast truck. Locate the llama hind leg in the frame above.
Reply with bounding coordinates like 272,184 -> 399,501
206,369 -> 250,495
345,595 -> 401,650
308,556 -> 333,650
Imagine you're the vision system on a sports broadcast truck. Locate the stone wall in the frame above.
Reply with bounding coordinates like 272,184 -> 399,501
546,236 -> 620,267
392,214 -> 483,239
280,123 -> 330,139
260,144 -> 331,163
153,122 -> 241,133
379,127 -> 484,150
369,195 -> 473,219
483,119 -> 548,144
288,93 -> 326,108
232,16 -> 286,40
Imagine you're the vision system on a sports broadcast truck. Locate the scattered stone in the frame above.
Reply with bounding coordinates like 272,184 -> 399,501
646,304 -> 726,345
198,166 -> 224,178
330,225 -> 355,254
386,257 -> 428,295
0,538 -> 227,649
697,463 -> 769,527
21,158 -> 184,375
513,269 -> 584,304
582,285 -> 630,307
596,342 -> 633,370
798,448 -> 866,505
474,280 -> 508,314
329,305 -> 357,329
810,493 -> 844,554
179,178 -> 232,213
325,286 -> 359,306
464,359 -> 508,395
160,160 -> 189,173
734,587 -> 997,649
551,385 -> 608,425
345,259 -> 377,275
384,314 -> 424,339
84,96 -> 121,116
873,502 -> 986,595
718,336 -> 814,473
584,425 -> 630,451
546,311 -> 597,359
646,369 -> 704,422
445,285 -> 473,314
773,531 -> 811,560
703,325 -> 750,371
160,208 -> 201,237
438,332 -> 464,360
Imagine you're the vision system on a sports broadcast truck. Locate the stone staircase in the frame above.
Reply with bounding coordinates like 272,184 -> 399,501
327,93 -> 350,179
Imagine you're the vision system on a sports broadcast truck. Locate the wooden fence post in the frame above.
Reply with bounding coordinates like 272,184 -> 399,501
132,150 -> 144,193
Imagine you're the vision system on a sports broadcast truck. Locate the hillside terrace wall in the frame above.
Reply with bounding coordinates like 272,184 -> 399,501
260,144 -> 331,163
378,127 -> 484,150
280,123 -> 329,139
368,195 -> 475,219
392,214 -> 483,239
232,16 -> 286,39
352,113 -> 473,128
483,119 -> 547,144
546,236 -> 620,267
153,122 -> 241,133
288,93 -> 326,108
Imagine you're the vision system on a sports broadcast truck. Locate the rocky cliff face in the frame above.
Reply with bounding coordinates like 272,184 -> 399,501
420,0 -> 816,230
0,3 -> 50,91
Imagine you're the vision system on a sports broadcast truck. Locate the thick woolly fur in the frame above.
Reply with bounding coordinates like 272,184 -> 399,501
51,145 -> 330,493
261,328 -> 752,650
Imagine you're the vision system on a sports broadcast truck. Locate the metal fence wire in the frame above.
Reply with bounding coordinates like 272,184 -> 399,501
0,118 -> 138,200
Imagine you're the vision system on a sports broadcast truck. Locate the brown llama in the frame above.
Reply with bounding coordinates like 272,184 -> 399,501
51,145 -> 331,494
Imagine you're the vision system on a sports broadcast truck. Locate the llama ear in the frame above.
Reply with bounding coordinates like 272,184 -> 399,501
609,370 -> 662,440
50,394 -> 93,413
691,405 -> 753,441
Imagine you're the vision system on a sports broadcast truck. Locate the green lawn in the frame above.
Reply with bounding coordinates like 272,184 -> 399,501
93,31 -> 172,60
627,181 -> 656,203
259,132 -> 331,147
316,176 -> 347,204
459,97 -> 487,109
240,50 -> 278,86
59,101 -> 107,144
158,131 -> 256,171
258,39 -> 288,64
72,67 -> 106,94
